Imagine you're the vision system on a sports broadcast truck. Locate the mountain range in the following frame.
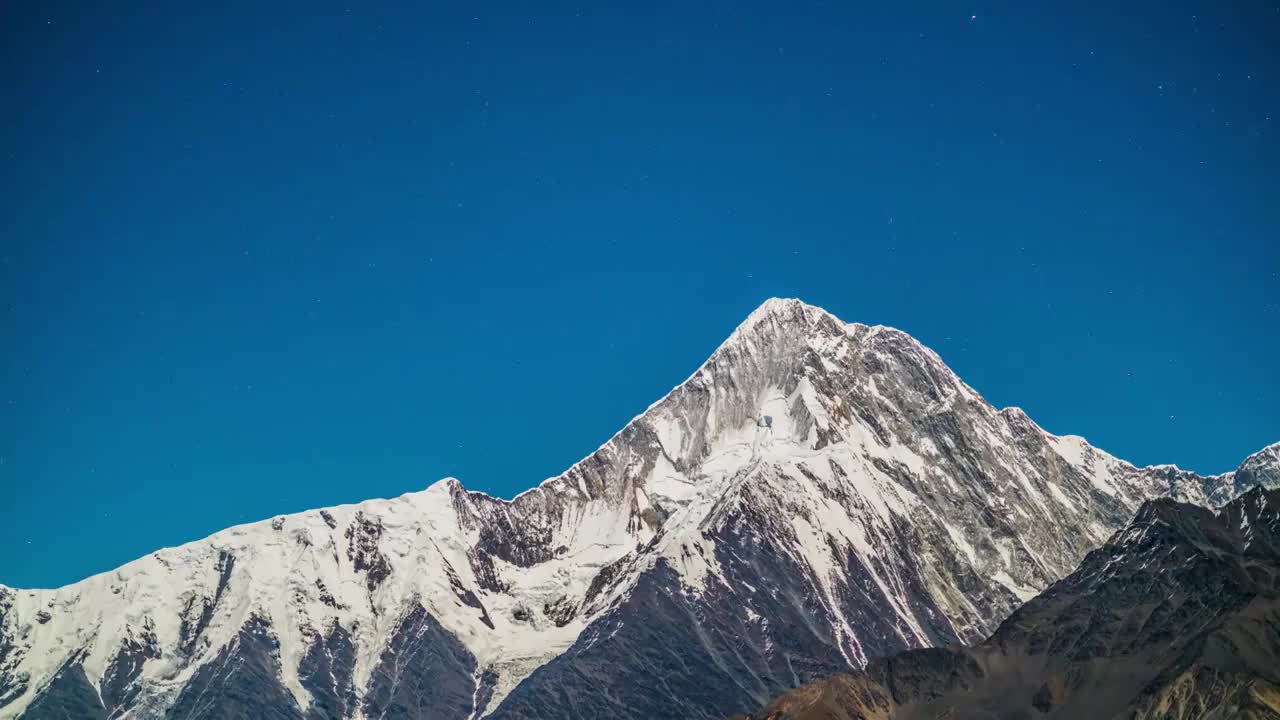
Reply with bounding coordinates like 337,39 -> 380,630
2,298 -> 1276,719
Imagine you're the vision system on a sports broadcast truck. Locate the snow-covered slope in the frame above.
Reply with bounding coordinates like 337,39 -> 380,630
2,298 -> 1276,720
739,486 -> 1280,720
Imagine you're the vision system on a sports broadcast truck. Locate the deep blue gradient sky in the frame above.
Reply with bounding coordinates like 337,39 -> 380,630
3,1 -> 1277,588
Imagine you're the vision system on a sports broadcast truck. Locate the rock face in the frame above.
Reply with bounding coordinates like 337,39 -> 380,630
1,298 -> 1276,720
741,486 -> 1280,720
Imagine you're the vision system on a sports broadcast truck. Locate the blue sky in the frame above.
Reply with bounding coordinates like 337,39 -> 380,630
2,1 -> 1277,588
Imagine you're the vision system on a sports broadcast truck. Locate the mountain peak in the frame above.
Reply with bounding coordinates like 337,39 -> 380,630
732,297 -> 840,339
5,298 -> 1278,720
1235,441 -> 1280,482
753,296 -> 819,315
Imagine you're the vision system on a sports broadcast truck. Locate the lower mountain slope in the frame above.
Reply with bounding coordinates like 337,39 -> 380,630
740,486 -> 1280,720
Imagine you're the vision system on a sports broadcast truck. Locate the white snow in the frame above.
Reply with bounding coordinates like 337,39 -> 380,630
991,571 -> 1038,602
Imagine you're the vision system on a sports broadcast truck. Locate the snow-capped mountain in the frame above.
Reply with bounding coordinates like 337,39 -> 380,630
2,298 -> 1276,719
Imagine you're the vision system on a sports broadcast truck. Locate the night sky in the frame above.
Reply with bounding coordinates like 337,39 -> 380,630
2,1 -> 1277,588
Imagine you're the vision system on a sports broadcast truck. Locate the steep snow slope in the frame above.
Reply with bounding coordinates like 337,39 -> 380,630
738,486 -> 1280,720
1,298 -> 1276,719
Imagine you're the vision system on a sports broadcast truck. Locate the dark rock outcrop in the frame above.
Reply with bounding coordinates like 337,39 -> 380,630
362,605 -> 486,720
164,614 -> 303,720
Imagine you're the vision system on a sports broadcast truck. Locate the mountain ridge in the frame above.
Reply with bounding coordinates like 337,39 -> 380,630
6,297 -> 1261,586
2,297 -> 1276,720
